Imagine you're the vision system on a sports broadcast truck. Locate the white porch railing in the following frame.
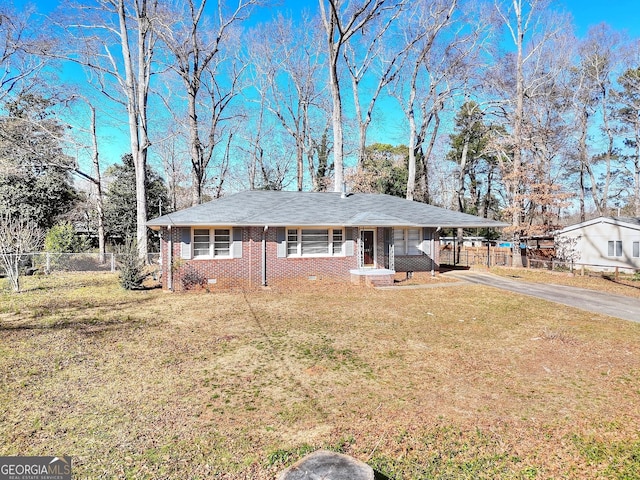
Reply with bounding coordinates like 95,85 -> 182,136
357,236 -> 365,269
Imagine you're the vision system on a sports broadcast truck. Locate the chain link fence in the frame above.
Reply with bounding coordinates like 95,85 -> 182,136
0,252 -> 160,276
528,258 -> 639,275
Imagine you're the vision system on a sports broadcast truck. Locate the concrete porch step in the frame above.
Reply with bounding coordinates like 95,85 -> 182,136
350,268 -> 395,287
366,275 -> 394,287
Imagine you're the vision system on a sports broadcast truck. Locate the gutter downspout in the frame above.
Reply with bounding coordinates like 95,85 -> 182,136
432,226 -> 441,277
167,225 -> 173,291
262,226 -> 268,286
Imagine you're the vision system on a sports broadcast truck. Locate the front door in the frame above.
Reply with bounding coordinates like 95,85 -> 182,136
361,230 -> 375,267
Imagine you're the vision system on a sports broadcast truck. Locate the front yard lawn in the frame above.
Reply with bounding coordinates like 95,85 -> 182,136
1,273 -> 639,479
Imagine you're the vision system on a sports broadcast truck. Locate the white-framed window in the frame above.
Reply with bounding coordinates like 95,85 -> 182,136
393,228 -> 405,253
193,229 -> 211,257
302,229 -> 328,255
286,227 -> 344,257
607,240 -> 622,257
633,241 -> 639,258
393,227 -> 423,255
287,229 -> 299,255
193,228 -> 231,258
332,229 -> 343,255
407,228 -> 421,255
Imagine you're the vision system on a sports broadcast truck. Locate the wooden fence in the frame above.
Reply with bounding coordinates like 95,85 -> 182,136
439,247 -> 514,268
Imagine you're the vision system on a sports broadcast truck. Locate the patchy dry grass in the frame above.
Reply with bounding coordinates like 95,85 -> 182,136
1,273 -> 639,479
490,266 -> 640,299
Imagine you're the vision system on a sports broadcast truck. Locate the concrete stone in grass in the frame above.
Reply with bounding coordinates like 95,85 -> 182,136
278,450 -> 374,480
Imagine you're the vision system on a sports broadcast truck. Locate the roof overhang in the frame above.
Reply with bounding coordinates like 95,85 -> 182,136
557,216 -> 640,235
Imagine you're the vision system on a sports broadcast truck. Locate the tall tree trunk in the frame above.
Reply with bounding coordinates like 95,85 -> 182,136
600,86 -> 613,215
418,110 -> 441,204
351,72 -> 367,170
90,106 -> 106,264
579,162 -> 586,222
188,84 -> 204,205
117,0 -> 150,259
483,167 -> 494,218
318,0 -> 394,193
296,139 -> 304,191
328,51 -> 344,192
407,121 -> 417,201
578,107 -> 588,222
510,0 -> 525,267
406,60 -> 420,201
457,135 -> 470,213
635,130 -> 640,216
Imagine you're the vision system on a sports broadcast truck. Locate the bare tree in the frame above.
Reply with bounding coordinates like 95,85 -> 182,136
155,0 -> 258,205
236,93 -> 293,191
490,0 -> 567,264
341,6 -> 405,169
392,0 -> 483,202
577,25 -> 623,217
569,39 -> 599,222
308,121 -> 334,191
524,64 -> 574,233
156,126 -> 191,211
80,104 -> 107,262
563,24 -> 627,221
617,62 -> 640,217
237,85 -> 270,190
0,4 -> 49,103
0,213 -> 44,292
404,0 -> 456,202
55,97 -> 110,262
1,87 -> 112,260
59,0 -> 159,259
318,0 -> 404,192
246,12 -> 327,191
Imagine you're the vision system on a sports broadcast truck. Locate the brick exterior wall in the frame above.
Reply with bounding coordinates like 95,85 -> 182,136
393,255 -> 436,272
159,226 -> 440,290
378,227 -> 440,273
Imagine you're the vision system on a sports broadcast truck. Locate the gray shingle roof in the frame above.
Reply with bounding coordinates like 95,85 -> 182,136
147,190 -> 509,229
612,216 -> 640,226
557,216 -> 640,234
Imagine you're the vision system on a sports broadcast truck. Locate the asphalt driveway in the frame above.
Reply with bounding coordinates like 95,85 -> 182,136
446,271 -> 640,323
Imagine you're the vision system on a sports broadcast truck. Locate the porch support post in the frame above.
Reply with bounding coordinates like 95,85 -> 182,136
262,226 -> 268,286
167,225 -> 173,291
357,229 -> 364,269
432,226 -> 441,277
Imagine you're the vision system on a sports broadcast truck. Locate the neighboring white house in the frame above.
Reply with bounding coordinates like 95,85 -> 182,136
555,216 -> 640,272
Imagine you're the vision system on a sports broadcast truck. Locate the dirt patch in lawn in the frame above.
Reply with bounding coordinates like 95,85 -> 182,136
1,273 -> 639,479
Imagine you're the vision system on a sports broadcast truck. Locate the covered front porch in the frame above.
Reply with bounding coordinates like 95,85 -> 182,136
351,226 -> 439,286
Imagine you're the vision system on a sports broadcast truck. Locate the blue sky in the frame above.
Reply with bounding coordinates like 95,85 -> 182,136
19,0 -> 640,36
273,0 -> 640,36
558,0 -> 640,37
13,0 -> 640,186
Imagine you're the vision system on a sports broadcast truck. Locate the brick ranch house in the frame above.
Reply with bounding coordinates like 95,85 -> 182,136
147,190 -> 507,290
